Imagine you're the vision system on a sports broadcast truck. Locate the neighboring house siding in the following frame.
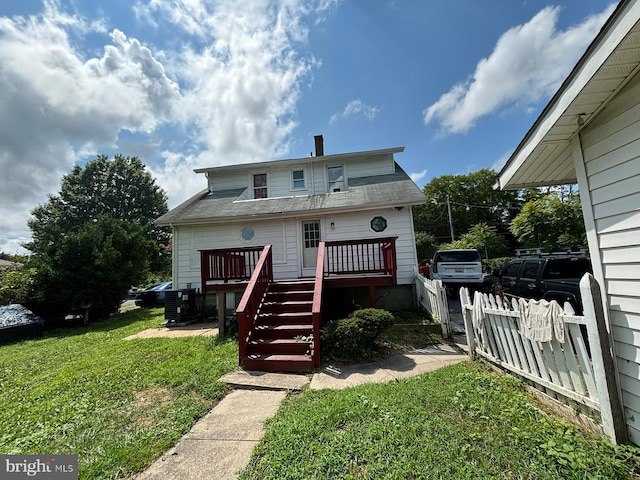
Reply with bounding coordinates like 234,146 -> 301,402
580,70 -> 640,444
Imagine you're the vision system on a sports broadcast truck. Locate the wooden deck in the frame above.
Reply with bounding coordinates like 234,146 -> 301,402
202,237 -> 399,372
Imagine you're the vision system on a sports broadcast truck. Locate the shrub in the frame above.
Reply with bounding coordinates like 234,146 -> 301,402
321,308 -> 395,360
0,268 -> 34,306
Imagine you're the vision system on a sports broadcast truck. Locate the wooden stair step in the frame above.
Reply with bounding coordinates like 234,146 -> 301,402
248,338 -> 312,354
268,281 -> 315,292
266,291 -> 313,301
242,354 -> 314,373
262,300 -> 313,314
253,324 -> 313,338
257,312 -> 313,325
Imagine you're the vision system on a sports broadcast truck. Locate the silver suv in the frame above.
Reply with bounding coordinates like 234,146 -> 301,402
430,248 -> 484,287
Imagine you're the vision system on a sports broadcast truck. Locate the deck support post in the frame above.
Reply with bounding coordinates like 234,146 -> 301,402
217,291 -> 226,337
369,286 -> 376,308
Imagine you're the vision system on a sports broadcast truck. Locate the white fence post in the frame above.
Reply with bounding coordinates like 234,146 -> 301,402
580,273 -> 627,444
459,287 -> 475,357
415,275 -> 450,338
435,279 -> 450,339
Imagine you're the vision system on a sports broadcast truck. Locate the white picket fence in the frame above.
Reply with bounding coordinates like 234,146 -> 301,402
415,275 -> 450,338
459,273 -> 626,444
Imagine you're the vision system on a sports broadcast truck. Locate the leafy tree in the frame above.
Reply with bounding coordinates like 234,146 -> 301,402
413,169 -> 524,243
30,217 -> 154,322
509,193 -> 586,250
0,267 -> 35,306
27,154 -> 170,276
25,155 -> 169,322
415,231 -> 438,262
439,223 -> 510,259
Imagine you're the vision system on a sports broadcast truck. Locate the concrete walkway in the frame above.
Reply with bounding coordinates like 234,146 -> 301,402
131,339 -> 468,480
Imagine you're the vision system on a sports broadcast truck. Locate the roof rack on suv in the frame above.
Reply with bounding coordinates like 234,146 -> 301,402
515,247 -> 588,258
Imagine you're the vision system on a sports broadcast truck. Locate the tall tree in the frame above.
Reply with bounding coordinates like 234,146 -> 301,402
438,223 -> 511,260
30,218 -> 154,320
26,155 -> 169,322
412,169 -> 524,243
28,155 -> 170,275
509,192 -> 586,250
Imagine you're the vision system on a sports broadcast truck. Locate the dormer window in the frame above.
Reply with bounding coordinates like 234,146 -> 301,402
253,173 -> 268,199
291,169 -> 305,190
327,165 -> 344,193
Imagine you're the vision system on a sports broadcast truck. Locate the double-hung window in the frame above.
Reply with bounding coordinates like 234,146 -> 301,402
253,173 -> 268,199
327,165 -> 344,193
291,169 -> 305,190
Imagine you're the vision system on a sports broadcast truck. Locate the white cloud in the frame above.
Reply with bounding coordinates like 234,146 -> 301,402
410,169 -> 427,185
0,0 -> 321,252
330,99 -> 380,124
423,4 -> 615,136
0,0 -> 181,253
138,0 -> 319,206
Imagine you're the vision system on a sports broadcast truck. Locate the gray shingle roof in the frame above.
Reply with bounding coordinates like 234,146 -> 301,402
157,163 -> 425,225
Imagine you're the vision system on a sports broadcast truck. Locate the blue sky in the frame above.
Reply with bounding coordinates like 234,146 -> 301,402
0,0 -> 616,254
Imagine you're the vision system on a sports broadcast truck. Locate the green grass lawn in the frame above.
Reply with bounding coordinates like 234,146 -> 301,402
241,362 -> 640,480
3,310 -> 640,479
0,307 -> 238,479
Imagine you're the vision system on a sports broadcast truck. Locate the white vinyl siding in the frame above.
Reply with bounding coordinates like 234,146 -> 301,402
579,69 -> 640,444
321,208 -> 418,285
346,154 -> 395,178
205,153 -> 396,197
172,207 -> 419,291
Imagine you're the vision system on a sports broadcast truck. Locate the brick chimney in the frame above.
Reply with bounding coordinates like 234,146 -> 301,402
314,135 -> 324,156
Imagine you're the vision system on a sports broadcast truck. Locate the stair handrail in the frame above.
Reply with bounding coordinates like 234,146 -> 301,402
236,245 -> 273,360
312,242 -> 325,368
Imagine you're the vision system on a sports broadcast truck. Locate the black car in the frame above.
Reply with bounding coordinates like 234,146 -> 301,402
135,282 -> 172,307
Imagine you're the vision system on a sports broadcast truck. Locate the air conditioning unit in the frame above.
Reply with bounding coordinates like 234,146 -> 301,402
165,289 -> 197,325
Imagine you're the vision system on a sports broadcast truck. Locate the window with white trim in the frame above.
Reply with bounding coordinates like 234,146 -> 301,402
253,173 -> 268,199
327,165 -> 344,193
291,168 -> 305,190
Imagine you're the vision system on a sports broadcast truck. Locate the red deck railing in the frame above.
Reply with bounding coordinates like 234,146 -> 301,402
311,242 -> 325,368
324,237 -> 397,282
235,245 -> 273,360
200,247 -> 264,290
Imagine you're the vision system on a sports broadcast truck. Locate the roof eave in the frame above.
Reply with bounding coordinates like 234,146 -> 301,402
193,146 -> 405,174
498,0 -> 640,190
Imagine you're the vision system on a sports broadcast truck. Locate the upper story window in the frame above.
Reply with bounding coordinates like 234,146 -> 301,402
327,165 -> 344,193
291,169 -> 305,190
253,173 -> 268,199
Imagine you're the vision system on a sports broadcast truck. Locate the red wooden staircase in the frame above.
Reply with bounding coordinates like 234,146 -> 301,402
232,238 -> 397,373
241,280 -> 315,372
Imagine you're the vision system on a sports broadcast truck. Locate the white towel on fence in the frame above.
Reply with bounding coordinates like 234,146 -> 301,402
518,298 -> 565,343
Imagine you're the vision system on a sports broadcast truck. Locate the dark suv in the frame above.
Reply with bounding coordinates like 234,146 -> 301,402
485,255 -> 592,314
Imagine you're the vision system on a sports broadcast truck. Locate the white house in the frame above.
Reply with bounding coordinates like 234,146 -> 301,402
498,0 -> 640,444
157,137 -> 426,371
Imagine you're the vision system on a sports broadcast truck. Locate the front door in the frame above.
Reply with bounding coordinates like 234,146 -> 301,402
301,220 -> 321,276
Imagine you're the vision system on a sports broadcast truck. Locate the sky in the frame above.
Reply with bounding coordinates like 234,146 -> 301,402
0,0 -> 618,254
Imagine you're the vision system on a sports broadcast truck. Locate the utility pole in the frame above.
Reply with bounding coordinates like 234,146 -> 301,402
446,195 -> 454,241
